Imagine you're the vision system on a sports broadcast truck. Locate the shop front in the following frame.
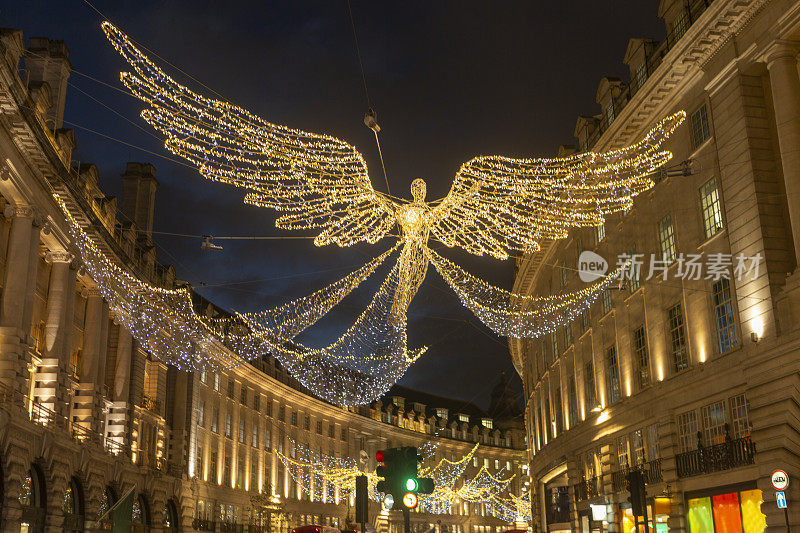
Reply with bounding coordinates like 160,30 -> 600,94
618,497 -> 671,533
685,483 -> 766,533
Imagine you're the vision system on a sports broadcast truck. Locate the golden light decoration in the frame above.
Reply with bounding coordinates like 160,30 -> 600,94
276,438 -> 530,521
91,22 -> 685,405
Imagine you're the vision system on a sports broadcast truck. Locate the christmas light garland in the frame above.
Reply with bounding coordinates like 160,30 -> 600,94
92,22 -> 685,405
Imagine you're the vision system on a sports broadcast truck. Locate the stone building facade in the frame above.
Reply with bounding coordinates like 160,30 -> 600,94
0,25 -> 527,533
510,0 -> 800,532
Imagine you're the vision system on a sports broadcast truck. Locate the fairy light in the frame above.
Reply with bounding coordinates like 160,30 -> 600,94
92,22 -> 685,403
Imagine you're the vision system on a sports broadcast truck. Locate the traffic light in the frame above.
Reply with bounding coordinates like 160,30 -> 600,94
626,469 -> 646,517
375,447 -> 436,510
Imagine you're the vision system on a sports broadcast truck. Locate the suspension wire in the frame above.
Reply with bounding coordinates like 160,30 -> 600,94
346,0 -> 391,196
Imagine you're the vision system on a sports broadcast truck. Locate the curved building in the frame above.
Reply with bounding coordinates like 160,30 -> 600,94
511,1 -> 800,532
0,26 -> 527,532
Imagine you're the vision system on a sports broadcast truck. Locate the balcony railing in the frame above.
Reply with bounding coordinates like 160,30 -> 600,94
676,436 -> 756,478
611,459 -> 663,492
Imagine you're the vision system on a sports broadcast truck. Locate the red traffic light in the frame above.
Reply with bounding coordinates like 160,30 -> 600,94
376,450 -> 384,462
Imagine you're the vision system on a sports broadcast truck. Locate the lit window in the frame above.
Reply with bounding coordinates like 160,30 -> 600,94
676,409 -> 698,452
458,414 -> 469,423
712,278 -> 737,353
700,177 -> 723,238
617,434 -> 629,468
690,103 -> 711,149
596,223 -> 606,243
482,418 -> 493,429
213,373 -> 220,392
252,420 -> 259,447
225,413 -> 232,438
436,408 -> 448,419
658,214 -> 677,262
701,400 -> 727,446
670,11 -> 689,44
632,326 -> 649,389
729,394 -> 751,438
494,459 -> 500,470
631,429 -> 645,465
605,346 -> 620,405
668,303 -> 688,371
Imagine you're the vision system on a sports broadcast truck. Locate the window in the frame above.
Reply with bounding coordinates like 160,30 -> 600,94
224,454 -> 231,486
582,309 -> 590,332
473,456 -> 479,467
237,458 -> 245,489
565,323 -> 573,347
700,177 -> 723,238
240,386 -> 248,406
691,103 -> 711,149
482,418 -> 493,429
291,412 -> 298,426
227,379 -> 235,399
213,373 -> 220,392
668,303 -> 688,371
632,326 -> 650,389
278,405 -> 285,422
550,330 -> 559,361
225,413 -> 233,438
647,424 -> 659,460
554,387 -> 564,434
458,414 -> 469,423
200,370 -> 208,384
340,428 -> 347,441
631,429 -> 645,465
627,243 -> 640,292
676,409 -> 699,452
266,400 -> 272,417
712,278 -> 737,353
567,376 -> 578,428
605,100 -> 615,126
658,215 -> 677,262
634,62 -> 647,90
596,223 -> 606,243
606,346 -> 620,405
264,428 -> 271,450
617,434 -> 629,468
198,401 -> 206,427
212,407 -> 219,433
253,393 -> 260,412
670,11 -> 689,43
278,431 -> 284,454
584,361 -> 596,409
436,408 -> 448,419
602,289 -> 612,314
252,421 -> 259,447
316,420 -> 323,434
729,394 -> 751,438
304,415 -> 310,431
700,399 -> 728,446
210,451 -> 218,481
328,424 -> 335,438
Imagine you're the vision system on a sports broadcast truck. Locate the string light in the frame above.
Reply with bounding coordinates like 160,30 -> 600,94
93,22 -> 685,405
277,437 -> 530,521
428,248 -> 629,338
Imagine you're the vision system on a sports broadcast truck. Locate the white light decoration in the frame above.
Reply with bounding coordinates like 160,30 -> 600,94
277,436 -> 530,521
90,22 -> 685,404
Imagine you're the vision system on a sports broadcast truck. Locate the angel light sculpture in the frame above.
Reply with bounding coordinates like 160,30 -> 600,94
73,22 -> 685,405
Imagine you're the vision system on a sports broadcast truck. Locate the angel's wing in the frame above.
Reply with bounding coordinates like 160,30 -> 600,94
102,22 -> 394,247
429,112 -> 685,259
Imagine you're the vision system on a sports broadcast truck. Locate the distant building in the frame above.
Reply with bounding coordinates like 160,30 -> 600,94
0,26 -> 526,533
510,0 -> 800,532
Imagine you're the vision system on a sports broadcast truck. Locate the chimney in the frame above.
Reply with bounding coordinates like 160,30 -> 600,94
120,162 -> 158,240
25,37 -> 71,130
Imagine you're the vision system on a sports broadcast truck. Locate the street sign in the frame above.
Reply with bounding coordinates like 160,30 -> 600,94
777,491 -> 787,509
772,470 -> 790,491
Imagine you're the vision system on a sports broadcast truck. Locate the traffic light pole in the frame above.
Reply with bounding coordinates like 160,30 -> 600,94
403,508 -> 410,533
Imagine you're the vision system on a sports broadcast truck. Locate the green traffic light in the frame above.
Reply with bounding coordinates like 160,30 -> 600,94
406,478 -> 418,491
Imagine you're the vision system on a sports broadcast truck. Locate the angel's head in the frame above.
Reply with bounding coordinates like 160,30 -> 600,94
411,178 -> 427,204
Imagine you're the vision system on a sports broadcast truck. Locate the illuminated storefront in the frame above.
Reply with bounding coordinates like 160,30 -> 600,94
686,485 -> 766,533
618,497 -> 671,533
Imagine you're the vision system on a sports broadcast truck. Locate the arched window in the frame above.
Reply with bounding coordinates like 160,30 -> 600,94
163,499 -> 179,532
97,486 -> 117,531
132,493 -> 151,532
62,477 -> 85,532
19,465 -> 46,533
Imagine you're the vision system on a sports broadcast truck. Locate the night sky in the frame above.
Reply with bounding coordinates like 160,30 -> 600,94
4,1 -> 665,409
